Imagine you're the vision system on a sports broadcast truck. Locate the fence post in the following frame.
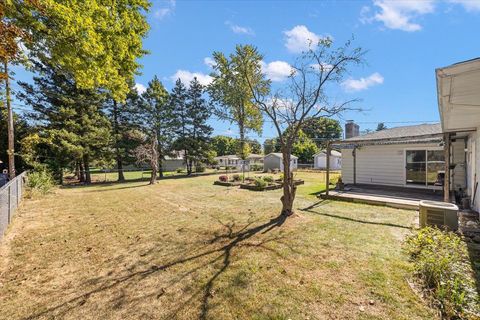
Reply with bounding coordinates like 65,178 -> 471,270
7,185 -> 11,223
16,177 -> 19,206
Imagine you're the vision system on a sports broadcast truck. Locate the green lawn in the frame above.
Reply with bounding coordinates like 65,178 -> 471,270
0,171 -> 437,319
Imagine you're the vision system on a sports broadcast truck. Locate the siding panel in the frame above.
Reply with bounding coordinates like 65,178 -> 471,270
341,143 -> 441,187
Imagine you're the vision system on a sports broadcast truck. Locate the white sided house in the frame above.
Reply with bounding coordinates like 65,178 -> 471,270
337,123 -> 451,190
314,150 -> 341,170
263,153 -> 298,172
437,58 -> 480,212
328,58 -> 480,213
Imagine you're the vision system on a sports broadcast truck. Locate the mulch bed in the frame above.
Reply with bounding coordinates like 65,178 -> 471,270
213,181 -> 242,187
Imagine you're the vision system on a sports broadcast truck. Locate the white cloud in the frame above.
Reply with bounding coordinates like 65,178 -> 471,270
342,72 -> 384,92
154,0 -> 176,20
260,60 -> 293,82
284,25 -> 324,53
171,70 -> 213,86
449,0 -> 480,12
363,0 -> 435,32
310,63 -> 334,72
134,83 -> 147,94
204,57 -> 216,68
225,21 -> 255,35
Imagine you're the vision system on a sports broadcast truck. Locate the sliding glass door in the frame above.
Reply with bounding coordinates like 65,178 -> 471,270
406,149 -> 445,187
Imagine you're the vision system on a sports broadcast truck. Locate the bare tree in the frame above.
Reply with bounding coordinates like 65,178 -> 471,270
240,39 -> 365,216
133,133 -> 159,185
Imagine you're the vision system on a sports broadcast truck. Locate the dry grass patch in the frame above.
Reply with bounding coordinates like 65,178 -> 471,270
0,172 -> 437,319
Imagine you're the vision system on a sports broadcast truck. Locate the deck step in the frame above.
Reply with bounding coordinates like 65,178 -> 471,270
319,193 -> 420,210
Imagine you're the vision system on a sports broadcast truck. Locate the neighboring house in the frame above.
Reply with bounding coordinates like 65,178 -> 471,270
314,150 -> 342,170
214,155 -> 241,167
163,155 -> 185,172
437,58 -> 480,212
263,153 -> 298,172
214,154 -> 265,170
246,154 -> 264,164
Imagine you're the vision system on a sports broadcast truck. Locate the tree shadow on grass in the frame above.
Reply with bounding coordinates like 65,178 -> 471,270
300,201 -> 411,229
61,170 -> 231,189
24,214 -> 291,320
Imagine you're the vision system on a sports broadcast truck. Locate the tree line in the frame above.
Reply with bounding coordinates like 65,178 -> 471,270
2,1 -> 365,216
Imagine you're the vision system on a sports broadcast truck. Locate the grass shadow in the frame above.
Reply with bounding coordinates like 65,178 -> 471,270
300,201 -> 411,229
23,214 -> 290,320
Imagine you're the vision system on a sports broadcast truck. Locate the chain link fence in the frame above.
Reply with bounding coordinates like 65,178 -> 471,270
0,172 -> 28,240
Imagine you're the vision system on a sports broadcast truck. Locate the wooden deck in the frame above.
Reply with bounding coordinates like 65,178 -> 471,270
319,184 -> 443,210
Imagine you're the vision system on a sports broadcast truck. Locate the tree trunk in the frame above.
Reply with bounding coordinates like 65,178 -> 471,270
150,135 -> 159,185
280,147 -> 296,216
158,155 -> 164,178
112,100 -> 125,182
185,147 -> 192,175
4,61 -> 15,180
79,161 -> 86,183
75,162 -> 80,179
83,154 -> 91,184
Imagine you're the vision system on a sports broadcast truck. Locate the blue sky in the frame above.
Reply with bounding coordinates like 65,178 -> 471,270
13,0 -> 480,143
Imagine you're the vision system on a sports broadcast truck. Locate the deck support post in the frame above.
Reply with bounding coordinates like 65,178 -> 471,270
353,146 -> 357,185
444,133 -> 451,203
326,141 -> 331,195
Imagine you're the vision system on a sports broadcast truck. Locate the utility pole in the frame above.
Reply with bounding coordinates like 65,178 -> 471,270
4,61 -> 15,179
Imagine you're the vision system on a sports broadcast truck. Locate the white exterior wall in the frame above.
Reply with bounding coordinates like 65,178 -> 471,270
341,143 -> 442,187
451,139 -> 467,191
314,154 -> 342,170
263,155 -> 297,172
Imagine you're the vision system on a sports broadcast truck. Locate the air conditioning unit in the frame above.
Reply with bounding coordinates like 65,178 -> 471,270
419,200 -> 459,230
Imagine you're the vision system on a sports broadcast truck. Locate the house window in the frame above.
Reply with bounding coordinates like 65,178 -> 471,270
406,150 -> 445,187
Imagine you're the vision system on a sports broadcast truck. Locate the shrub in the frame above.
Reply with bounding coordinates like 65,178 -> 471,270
219,175 -> 228,182
250,164 -> 263,171
232,174 -> 241,182
278,174 -> 284,181
404,227 -> 480,318
176,167 -> 185,173
263,176 -> 274,183
195,164 -> 206,172
27,170 -> 55,195
254,178 -> 267,188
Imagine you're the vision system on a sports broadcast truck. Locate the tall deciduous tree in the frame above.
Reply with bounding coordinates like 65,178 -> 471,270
292,130 -> 319,163
211,135 -> 237,156
301,117 -> 342,148
138,76 -> 171,183
240,39 -> 365,216
209,45 -> 267,160
263,138 -> 280,155
7,0 -> 150,101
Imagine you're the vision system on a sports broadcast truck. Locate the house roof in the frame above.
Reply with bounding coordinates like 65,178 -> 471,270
266,153 -> 299,159
314,150 -> 341,157
345,123 -> 442,141
214,154 -> 240,160
247,153 -> 263,159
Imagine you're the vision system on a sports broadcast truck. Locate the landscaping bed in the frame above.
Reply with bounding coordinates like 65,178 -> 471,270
240,176 -> 304,191
213,180 -> 242,187
213,174 -> 243,187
